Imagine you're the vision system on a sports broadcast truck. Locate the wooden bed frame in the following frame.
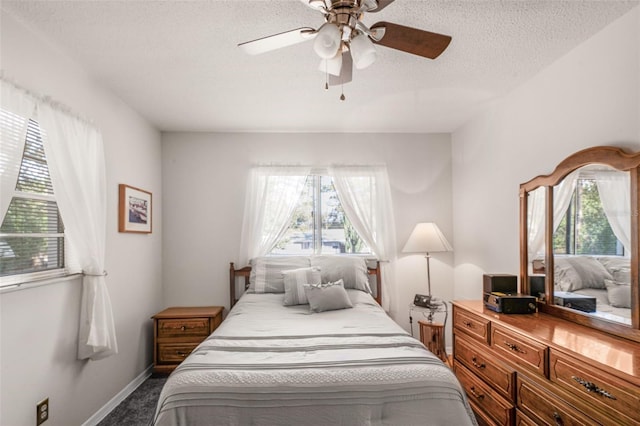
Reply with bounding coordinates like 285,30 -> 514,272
229,261 -> 382,308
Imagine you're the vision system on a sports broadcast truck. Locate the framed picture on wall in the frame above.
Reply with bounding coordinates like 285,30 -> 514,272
118,184 -> 152,233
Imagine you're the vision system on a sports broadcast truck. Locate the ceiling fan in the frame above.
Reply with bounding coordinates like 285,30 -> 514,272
238,0 -> 452,95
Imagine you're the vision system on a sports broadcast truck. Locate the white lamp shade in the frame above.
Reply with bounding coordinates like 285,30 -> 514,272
313,23 -> 342,59
318,51 -> 342,76
349,32 -> 376,69
402,223 -> 453,253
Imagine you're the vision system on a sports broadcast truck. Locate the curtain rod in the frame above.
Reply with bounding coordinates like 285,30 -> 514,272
1,72 -> 97,128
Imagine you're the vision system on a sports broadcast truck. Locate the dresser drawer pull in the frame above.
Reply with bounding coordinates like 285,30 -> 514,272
463,321 -> 473,328
471,356 -> 486,369
504,341 -> 526,353
469,386 -> 485,400
180,325 -> 186,331
571,376 -> 617,400
176,351 -> 188,357
552,412 -> 564,426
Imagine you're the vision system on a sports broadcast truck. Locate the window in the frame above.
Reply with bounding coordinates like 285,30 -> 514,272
0,117 -> 66,279
270,175 -> 370,255
553,178 -> 623,256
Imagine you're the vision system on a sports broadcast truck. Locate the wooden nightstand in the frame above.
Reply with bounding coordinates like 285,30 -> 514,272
152,306 -> 223,374
418,320 -> 448,365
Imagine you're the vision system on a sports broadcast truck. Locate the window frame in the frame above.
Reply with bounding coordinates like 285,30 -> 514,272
269,173 -> 371,256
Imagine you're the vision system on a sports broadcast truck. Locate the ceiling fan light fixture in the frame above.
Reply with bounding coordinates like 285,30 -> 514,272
319,52 -> 343,76
350,32 -> 377,69
313,23 -> 342,59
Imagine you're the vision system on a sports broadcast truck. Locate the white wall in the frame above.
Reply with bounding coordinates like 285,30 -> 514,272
0,11 -> 163,426
161,132 -> 454,332
451,7 -> 640,300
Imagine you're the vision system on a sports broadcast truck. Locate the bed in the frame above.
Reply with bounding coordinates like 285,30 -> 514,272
151,256 -> 477,426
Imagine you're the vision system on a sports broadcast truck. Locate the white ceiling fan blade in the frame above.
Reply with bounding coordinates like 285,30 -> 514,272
238,28 -> 317,55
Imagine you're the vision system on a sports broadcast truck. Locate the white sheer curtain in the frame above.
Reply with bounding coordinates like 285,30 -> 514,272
37,103 -> 117,360
595,170 -> 631,253
329,165 -> 397,312
0,80 -> 36,224
527,186 -> 546,260
553,169 -> 580,232
239,166 -> 311,265
0,77 -> 117,360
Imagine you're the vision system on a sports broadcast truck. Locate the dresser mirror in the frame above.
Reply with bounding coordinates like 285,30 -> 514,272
520,146 -> 640,343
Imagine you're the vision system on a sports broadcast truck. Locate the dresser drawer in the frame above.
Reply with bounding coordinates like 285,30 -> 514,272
549,349 -> 640,425
454,335 -> 515,401
454,363 -> 514,426
491,325 -> 547,377
453,307 -> 490,344
516,374 -> 598,426
158,343 -> 200,363
157,318 -> 211,338
515,409 -> 538,426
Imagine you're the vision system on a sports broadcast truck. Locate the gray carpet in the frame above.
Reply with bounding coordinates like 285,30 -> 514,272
98,375 -> 166,426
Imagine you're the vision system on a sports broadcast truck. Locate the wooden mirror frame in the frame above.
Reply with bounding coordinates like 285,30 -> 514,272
520,146 -> 640,343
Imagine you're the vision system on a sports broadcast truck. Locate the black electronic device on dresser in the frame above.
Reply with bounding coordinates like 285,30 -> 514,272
482,273 -> 536,314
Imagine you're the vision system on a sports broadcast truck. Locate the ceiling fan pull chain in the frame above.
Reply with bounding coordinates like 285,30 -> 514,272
340,82 -> 346,101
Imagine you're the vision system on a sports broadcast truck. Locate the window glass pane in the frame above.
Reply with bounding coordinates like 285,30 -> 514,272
271,177 -> 314,255
553,179 -> 622,255
0,119 -> 65,278
270,175 -> 370,255
320,176 -> 370,254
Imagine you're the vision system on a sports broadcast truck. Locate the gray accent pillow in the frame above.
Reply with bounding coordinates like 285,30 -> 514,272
249,256 -> 311,293
554,256 -> 612,292
310,255 -> 371,293
605,279 -> 631,308
304,280 -> 353,313
282,267 -> 321,306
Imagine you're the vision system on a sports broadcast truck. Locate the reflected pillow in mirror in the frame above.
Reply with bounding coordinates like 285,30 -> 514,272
554,256 -> 612,292
304,280 -> 353,313
282,267 -> 321,306
605,279 -> 631,309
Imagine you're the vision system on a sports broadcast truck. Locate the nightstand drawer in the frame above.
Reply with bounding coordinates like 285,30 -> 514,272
454,308 -> 490,344
454,363 -> 514,426
454,335 -> 515,401
517,374 -> 596,426
158,343 -> 199,363
158,318 -> 211,338
549,349 -> 640,424
491,325 -> 547,377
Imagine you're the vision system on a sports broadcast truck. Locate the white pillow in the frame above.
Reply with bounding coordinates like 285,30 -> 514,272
249,256 -> 310,293
310,255 -> 371,293
282,267 -> 321,306
554,256 -> 612,292
605,279 -> 631,308
304,280 -> 353,313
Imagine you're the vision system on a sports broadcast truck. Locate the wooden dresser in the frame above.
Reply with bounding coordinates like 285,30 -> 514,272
452,300 -> 640,426
152,306 -> 224,374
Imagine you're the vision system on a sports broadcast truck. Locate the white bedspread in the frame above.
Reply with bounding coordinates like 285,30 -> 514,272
152,291 -> 477,426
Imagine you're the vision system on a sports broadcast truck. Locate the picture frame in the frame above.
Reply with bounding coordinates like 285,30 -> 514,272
118,184 -> 152,233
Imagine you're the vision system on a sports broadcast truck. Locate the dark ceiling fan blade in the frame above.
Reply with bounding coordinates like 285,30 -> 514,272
329,50 -> 353,86
238,27 -> 317,55
370,22 -> 451,59
369,0 -> 395,13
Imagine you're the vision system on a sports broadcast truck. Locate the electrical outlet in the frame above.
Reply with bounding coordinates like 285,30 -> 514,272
36,398 -> 49,426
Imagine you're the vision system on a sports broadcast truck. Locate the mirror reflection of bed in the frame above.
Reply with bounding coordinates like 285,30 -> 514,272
529,164 -> 632,325
521,146 -> 640,343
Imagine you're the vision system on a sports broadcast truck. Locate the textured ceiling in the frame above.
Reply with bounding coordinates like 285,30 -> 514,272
2,0 -> 638,133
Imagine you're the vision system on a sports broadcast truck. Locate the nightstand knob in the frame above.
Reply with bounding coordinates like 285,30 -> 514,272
180,325 -> 186,331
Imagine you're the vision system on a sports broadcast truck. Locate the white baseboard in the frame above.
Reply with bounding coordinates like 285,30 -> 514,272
82,365 -> 153,426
